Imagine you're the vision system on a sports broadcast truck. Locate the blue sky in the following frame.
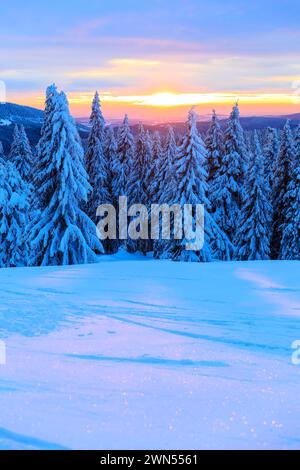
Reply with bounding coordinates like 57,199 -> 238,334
1,0 -> 300,119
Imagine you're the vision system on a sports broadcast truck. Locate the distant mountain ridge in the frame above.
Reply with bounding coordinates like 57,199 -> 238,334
0,103 -> 43,152
1,102 -> 300,152
0,102 -> 44,122
0,102 -> 89,153
79,112 -> 300,138
141,114 -> 300,137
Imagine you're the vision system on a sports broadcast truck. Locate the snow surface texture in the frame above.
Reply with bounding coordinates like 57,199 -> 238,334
0,252 -> 299,450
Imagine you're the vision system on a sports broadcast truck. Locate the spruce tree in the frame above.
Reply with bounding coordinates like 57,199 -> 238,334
85,91 -> 107,212
103,125 -> 118,253
12,125 -> 33,181
146,130 -> 153,154
158,125 -> 177,204
85,91 -> 105,169
9,125 -> 20,162
205,110 -> 224,184
104,125 -> 117,199
263,127 -> 279,190
148,130 -> 163,255
9,124 -> 34,181
148,131 -> 163,203
236,131 -> 272,260
0,161 -> 29,267
112,114 -> 134,201
294,124 -> 300,161
152,131 -> 163,162
271,120 -> 295,259
127,123 -> 152,254
35,84 -> 58,207
89,136 -> 114,253
152,127 -> 177,258
85,92 -> 110,223
159,109 -> 232,262
211,104 -> 247,245
30,90 -> 103,266
110,115 -> 134,251
128,122 -> 150,206
87,137 -> 110,219
279,149 -> 300,260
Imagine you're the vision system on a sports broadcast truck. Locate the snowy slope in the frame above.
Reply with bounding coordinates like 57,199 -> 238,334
0,253 -> 299,450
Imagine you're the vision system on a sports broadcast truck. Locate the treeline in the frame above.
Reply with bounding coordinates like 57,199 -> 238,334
0,84 -> 299,267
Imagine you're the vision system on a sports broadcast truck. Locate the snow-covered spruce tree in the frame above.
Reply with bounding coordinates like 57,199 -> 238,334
30,90 -> 103,266
126,123 -> 152,254
87,137 -> 110,216
9,124 -> 20,162
279,147 -> 300,260
146,130 -> 153,154
88,135 -> 115,253
110,115 -> 135,251
263,127 -> 279,190
152,127 -> 177,258
294,125 -> 300,161
211,104 -> 248,246
103,125 -> 117,197
34,84 -> 58,206
236,131 -> 272,260
158,109 -> 233,262
85,91 -> 105,170
12,125 -> 33,181
152,131 -> 162,162
158,125 -> 177,204
85,92 -> 110,223
113,114 -> 134,200
84,91 -> 112,250
85,91 -> 107,195
147,130 -> 163,256
205,110 -> 224,185
103,125 -> 118,253
0,161 -> 29,267
153,126 -> 178,258
148,130 -> 163,203
128,122 -> 151,206
271,120 -> 295,259
244,130 -> 253,155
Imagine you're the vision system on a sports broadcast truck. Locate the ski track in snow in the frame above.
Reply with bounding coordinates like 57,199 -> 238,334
0,252 -> 300,449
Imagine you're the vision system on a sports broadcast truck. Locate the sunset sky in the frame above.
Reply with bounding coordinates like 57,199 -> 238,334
1,0 -> 300,121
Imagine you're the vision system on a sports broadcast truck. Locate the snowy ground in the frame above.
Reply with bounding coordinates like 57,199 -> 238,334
0,252 -> 300,450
